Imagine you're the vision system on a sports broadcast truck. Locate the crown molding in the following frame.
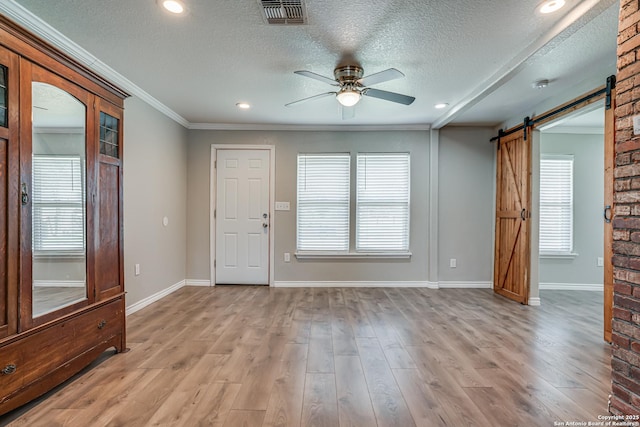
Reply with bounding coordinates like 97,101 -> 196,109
0,1 -> 190,128
189,122 -> 431,131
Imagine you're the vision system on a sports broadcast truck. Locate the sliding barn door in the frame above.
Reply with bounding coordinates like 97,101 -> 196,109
604,86 -> 615,343
494,130 -> 532,304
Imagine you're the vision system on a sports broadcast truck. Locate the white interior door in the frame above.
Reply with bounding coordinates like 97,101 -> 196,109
215,149 -> 270,284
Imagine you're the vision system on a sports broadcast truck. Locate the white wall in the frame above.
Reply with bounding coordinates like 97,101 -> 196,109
538,132 -> 604,289
437,127 -> 495,285
186,126 -> 496,287
123,96 -> 188,307
187,130 -> 431,284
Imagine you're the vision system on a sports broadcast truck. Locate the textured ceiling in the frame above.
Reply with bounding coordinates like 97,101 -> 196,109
8,0 -> 619,128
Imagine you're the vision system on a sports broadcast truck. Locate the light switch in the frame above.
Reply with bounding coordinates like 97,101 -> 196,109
275,201 -> 290,211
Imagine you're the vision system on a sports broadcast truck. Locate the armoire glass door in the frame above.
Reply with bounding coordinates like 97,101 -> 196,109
20,61 -> 94,328
30,82 -> 88,318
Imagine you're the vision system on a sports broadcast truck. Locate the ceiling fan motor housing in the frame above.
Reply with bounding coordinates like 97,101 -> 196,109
334,66 -> 364,85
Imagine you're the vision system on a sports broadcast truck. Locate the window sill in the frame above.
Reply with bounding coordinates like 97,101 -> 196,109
295,251 -> 412,260
539,252 -> 578,260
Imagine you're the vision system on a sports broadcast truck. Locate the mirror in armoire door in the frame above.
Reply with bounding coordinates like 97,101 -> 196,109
31,82 -> 88,317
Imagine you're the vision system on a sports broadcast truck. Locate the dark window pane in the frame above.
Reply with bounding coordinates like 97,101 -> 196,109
0,66 -> 6,128
99,112 -> 119,158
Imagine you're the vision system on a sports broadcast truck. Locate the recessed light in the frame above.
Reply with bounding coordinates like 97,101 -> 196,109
539,0 -> 565,14
434,103 -> 449,109
159,0 -> 186,14
236,102 -> 251,109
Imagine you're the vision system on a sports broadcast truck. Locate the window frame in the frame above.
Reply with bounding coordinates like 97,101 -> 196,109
296,153 -> 351,253
295,151 -> 412,259
539,153 -> 575,257
355,152 -> 411,253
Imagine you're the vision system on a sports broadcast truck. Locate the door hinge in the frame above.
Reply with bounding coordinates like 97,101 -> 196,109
214,160 -> 217,169
214,209 -> 216,219
214,260 -> 216,268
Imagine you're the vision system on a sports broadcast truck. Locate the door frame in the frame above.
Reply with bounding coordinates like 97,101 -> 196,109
210,144 -> 276,286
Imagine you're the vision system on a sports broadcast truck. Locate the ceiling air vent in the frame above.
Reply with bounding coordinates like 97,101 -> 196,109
259,0 -> 306,25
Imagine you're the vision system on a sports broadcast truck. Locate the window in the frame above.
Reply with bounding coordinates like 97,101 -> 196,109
296,152 -> 411,255
0,65 -> 7,128
297,153 -> 350,251
539,154 -> 573,255
356,153 -> 410,251
99,112 -> 119,158
32,156 -> 85,254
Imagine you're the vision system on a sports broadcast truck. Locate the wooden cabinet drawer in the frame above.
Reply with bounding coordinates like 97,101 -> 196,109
0,299 -> 123,401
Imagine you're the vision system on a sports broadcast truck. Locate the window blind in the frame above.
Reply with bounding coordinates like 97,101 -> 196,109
539,155 -> 573,255
32,156 -> 86,253
297,153 -> 350,251
356,153 -> 410,252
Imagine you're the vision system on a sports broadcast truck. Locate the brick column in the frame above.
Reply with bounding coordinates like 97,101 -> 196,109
612,0 -> 640,416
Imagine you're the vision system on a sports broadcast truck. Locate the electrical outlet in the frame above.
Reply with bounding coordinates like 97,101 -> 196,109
135,264 -> 140,276
597,257 -> 604,267
284,252 -> 291,262
450,258 -> 457,268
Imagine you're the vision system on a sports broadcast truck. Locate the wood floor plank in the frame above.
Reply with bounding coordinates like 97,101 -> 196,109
2,288 -> 612,427
223,410 -> 266,427
232,333 -> 289,410
262,343 -> 308,427
307,336 -> 334,373
356,337 -> 417,427
334,355 -> 377,427
301,373 -> 339,427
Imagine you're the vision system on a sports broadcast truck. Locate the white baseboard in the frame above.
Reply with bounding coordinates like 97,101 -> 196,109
539,282 -> 603,291
438,281 -> 492,289
185,279 -> 212,287
273,281 -> 439,288
126,280 -> 186,316
33,280 -> 85,288
529,297 -> 541,306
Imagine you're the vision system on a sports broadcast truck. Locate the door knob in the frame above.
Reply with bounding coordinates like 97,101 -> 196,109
263,223 -> 268,228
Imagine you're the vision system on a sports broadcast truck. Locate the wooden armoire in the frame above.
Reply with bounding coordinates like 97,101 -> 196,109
0,15 -> 127,415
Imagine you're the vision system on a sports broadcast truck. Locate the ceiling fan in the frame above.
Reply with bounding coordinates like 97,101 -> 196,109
285,65 -> 415,119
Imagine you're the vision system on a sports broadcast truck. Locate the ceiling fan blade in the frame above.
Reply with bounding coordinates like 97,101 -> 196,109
342,105 -> 355,120
359,68 -> 405,87
294,70 -> 338,86
363,88 -> 415,105
285,92 -> 336,107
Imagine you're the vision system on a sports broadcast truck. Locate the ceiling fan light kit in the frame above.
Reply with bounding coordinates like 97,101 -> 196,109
287,65 -> 415,118
336,88 -> 361,107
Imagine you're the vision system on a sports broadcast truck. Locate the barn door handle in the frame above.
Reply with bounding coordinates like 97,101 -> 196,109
604,205 -> 612,223
520,208 -> 526,221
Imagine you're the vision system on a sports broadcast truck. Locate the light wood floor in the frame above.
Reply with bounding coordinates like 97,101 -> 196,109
2,287 -> 611,426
